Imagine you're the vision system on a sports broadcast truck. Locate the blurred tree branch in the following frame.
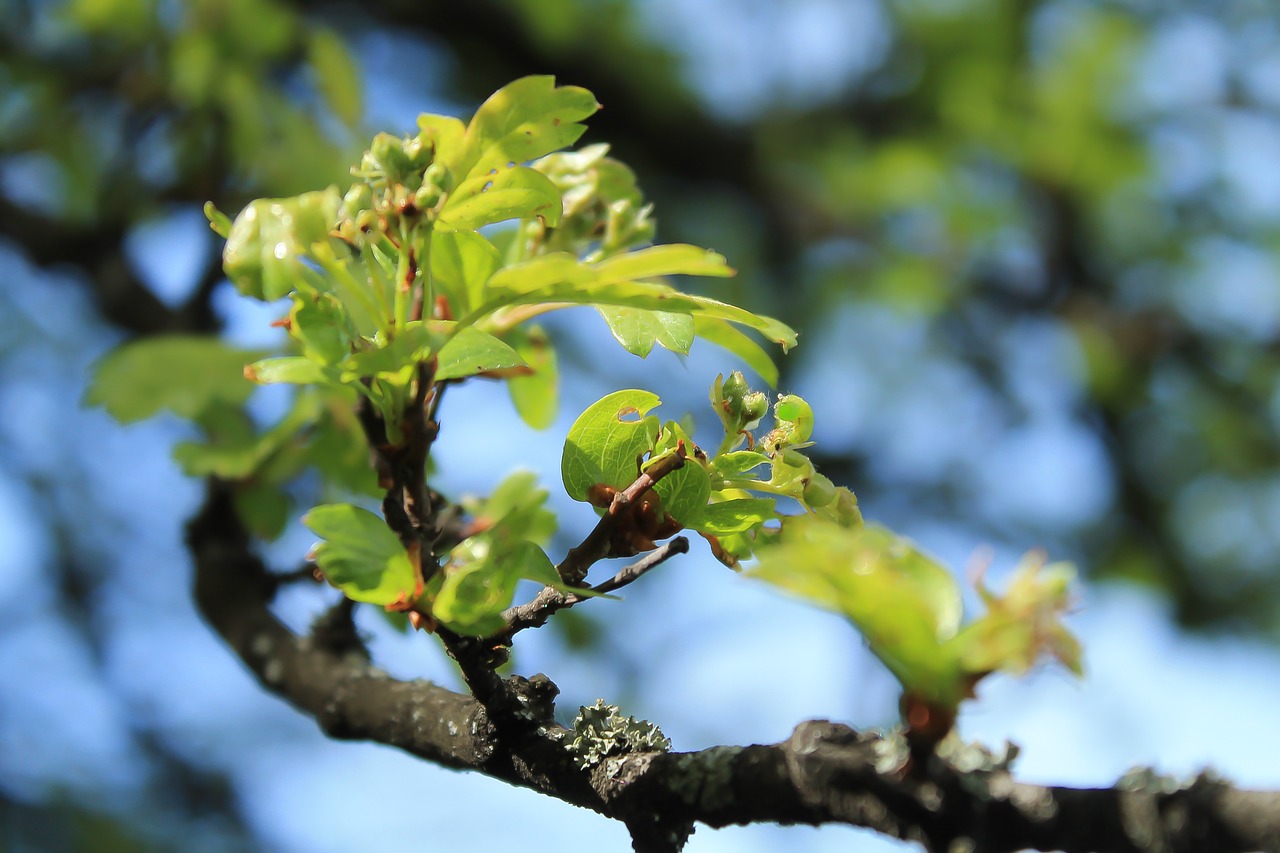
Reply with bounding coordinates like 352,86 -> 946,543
189,484 -> 1280,853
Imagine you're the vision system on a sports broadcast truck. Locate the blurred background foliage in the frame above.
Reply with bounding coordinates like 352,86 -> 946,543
4,0 -> 1280,850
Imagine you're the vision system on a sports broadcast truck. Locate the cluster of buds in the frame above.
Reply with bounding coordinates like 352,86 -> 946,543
711,370 -> 769,447
338,131 -> 452,245
527,143 -> 655,260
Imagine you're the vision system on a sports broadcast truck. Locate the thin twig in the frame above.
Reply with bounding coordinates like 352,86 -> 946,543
558,445 -> 688,585
500,536 -> 691,638
269,562 -> 321,591
592,535 -> 690,595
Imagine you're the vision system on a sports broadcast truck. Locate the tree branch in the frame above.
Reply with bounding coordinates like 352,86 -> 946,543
501,536 -> 691,638
187,485 -> 1280,853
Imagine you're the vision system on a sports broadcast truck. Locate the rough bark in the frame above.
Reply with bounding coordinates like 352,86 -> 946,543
188,485 -> 1280,853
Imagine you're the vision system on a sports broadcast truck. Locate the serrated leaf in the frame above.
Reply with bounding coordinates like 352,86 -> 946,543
416,113 -> 467,178
751,520 -> 965,706
459,75 -> 599,179
676,292 -> 798,352
596,306 -> 694,357
692,316 -> 779,387
594,244 -> 734,283
562,390 -> 660,503
474,254 -> 796,353
86,336 -> 256,423
434,326 -> 526,381
506,325 -> 558,429
438,165 -> 563,230
304,504 -> 418,606
688,498 -> 777,535
431,229 -> 500,316
308,27 -> 362,128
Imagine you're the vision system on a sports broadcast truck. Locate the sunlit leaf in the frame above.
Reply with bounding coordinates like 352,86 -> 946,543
751,520 -> 966,706
594,244 -> 734,282
438,165 -> 563,231
596,306 -> 694,357
459,75 -> 599,179
562,389 -> 660,502
430,229 -> 500,316
415,113 -> 467,178
688,498 -> 777,535
692,317 -> 779,387
245,356 -> 329,386
435,326 -> 526,380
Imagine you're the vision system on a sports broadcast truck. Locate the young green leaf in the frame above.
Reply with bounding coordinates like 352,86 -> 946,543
245,356 -> 330,386
458,76 -> 600,180
711,450 -> 772,479
290,292 -> 352,365
435,538 -> 582,636
304,504 -> 419,606
430,229 -> 500,317
437,165 -> 563,231
687,498 -> 777,535
506,325 -> 558,430
434,327 -> 527,381
415,113 -> 467,179
596,306 -> 694,357
751,520 -> 966,707
562,389 -> 660,503
593,244 -> 734,283
954,556 -> 1083,679
692,317 -> 779,387
462,470 -> 558,547
86,336 -> 257,423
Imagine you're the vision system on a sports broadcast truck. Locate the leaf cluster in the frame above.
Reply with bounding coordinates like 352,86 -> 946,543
86,76 -> 1081,742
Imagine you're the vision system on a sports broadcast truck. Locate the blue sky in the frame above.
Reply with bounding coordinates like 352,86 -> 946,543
4,3 -> 1280,851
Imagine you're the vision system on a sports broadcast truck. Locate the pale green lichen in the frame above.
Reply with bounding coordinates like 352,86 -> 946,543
565,699 -> 672,770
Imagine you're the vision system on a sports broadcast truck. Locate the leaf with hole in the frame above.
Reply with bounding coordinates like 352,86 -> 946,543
562,390 -> 660,503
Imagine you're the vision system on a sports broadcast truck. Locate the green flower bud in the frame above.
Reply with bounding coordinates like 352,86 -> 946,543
365,132 -> 412,183
340,183 -> 374,222
803,473 -> 837,508
774,394 -> 813,444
